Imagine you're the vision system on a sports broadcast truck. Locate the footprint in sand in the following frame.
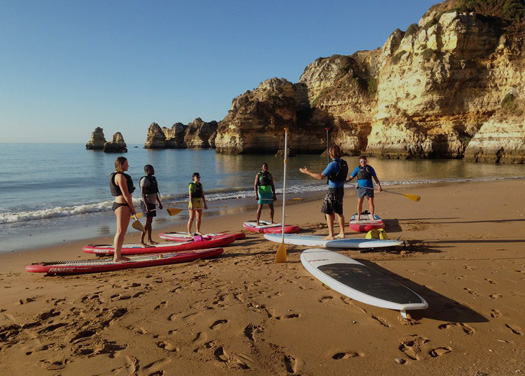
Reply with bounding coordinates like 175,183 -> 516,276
141,358 -> 172,374
429,347 -> 452,357
244,324 -> 264,342
505,324 -> 522,335
157,340 -> 179,352
332,352 -> 363,360
319,296 -> 333,303
275,313 -> 301,320
485,278 -> 496,285
464,287 -> 480,297
438,322 -> 475,335
210,319 -> 228,330
399,336 -> 429,361
284,354 -> 304,374
490,309 -> 502,318
489,293 -> 503,300
154,301 -> 168,310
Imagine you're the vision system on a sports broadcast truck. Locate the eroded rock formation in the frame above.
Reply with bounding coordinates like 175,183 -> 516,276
215,78 -> 328,154
86,127 -> 106,150
144,119 -> 218,149
103,132 -> 127,153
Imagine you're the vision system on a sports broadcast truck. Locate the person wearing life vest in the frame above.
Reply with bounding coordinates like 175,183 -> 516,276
139,164 -> 163,247
346,155 -> 382,221
109,156 -> 137,262
254,162 -> 277,225
187,172 -> 208,234
300,144 -> 348,239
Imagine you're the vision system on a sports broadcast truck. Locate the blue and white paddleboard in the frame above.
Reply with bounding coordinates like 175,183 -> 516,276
301,248 -> 428,317
263,233 -> 402,249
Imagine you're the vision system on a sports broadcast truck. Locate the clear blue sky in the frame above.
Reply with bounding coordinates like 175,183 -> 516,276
1,0 -> 437,144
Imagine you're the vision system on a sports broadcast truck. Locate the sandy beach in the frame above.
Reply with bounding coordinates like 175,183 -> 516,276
1,179 -> 524,376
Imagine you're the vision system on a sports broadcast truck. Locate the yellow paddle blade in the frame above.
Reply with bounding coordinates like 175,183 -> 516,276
133,212 -> 143,219
167,208 -> 182,216
274,242 -> 287,263
404,194 -> 421,202
131,215 -> 145,232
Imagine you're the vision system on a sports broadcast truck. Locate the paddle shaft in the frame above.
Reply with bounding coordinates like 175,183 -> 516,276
357,186 -> 421,201
281,129 -> 288,239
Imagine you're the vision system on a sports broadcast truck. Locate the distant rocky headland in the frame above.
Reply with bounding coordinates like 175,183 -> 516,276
87,0 -> 525,163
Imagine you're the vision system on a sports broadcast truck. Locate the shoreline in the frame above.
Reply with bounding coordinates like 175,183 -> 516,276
1,179 -> 524,375
3,176 -> 523,254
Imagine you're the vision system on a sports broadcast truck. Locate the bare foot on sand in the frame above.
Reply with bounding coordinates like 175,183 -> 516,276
323,235 -> 334,240
149,240 -> 159,245
139,242 -> 149,248
335,233 -> 345,239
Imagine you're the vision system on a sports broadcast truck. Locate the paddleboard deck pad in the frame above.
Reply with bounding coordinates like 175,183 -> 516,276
349,211 -> 385,232
83,234 -> 236,255
159,231 -> 246,241
301,248 -> 427,317
243,221 -> 300,234
26,248 -> 224,275
264,233 -> 402,249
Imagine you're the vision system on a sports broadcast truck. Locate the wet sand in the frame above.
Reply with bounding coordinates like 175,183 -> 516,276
0,180 -> 524,375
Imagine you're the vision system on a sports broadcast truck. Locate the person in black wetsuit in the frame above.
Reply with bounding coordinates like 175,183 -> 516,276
139,164 -> 163,247
109,156 -> 137,262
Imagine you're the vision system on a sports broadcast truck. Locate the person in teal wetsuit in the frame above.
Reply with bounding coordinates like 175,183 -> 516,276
254,163 -> 277,225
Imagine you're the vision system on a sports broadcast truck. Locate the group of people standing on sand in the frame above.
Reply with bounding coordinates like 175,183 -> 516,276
109,156 -> 207,262
253,145 -> 383,240
108,145 -> 382,261
300,144 -> 382,240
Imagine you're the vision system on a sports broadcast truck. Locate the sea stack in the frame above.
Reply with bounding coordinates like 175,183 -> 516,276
85,127 -> 106,150
103,132 -> 127,153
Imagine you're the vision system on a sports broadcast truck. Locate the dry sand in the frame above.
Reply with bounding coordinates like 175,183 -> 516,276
0,180 -> 524,376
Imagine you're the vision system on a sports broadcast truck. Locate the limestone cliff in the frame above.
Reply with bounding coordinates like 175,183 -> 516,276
214,0 -> 525,162
184,118 -> 217,148
144,123 -> 167,149
85,127 -> 106,150
144,119 -> 217,149
215,78 -> 330,154
103,132 -> 127,153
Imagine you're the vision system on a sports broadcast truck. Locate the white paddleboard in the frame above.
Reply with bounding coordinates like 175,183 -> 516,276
301,248 -> 428,317
263,233 -> 403,249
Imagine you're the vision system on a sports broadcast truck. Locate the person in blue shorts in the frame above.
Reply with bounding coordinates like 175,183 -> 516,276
346,155 -> 382,220
300,144 -> 348,239
254,162 -> 277,225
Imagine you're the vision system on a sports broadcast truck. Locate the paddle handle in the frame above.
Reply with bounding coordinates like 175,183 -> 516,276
282,128 -> 288,239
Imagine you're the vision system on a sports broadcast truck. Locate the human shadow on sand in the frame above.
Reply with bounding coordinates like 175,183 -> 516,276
357,259 -> 488,323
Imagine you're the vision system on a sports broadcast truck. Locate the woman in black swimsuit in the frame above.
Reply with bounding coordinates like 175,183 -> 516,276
109,156 -> 137,262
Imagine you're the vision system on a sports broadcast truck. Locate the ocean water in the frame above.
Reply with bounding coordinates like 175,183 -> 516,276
1,143 -> 524,253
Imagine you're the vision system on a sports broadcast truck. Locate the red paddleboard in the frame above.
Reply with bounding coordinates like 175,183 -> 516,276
159,231 -> 246,241
83,234 -> 236,255
349,212 -> 385,232
243,220 -> 300,234
26,248 -> 223,275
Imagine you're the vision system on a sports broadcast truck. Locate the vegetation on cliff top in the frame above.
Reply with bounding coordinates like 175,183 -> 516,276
454,0 -> 525,22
